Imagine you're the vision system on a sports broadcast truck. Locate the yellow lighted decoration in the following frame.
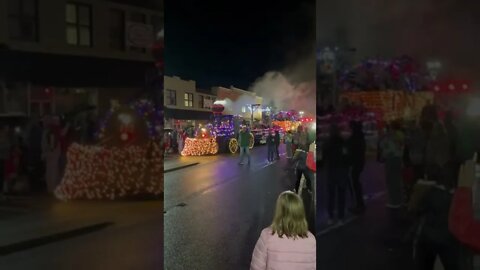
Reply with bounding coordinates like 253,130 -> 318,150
54,141 -> 163,200
272,121 -> 300,131
340,91 -> 434,121
229,138 -> 238,153
248,133 -> 254,149
181,137 -> 218,156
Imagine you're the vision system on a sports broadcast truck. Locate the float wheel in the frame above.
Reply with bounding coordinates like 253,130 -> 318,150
229,138 -> 239,154
248,133 -> 255,149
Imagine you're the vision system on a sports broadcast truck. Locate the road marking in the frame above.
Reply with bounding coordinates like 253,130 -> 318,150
259,153 -> 286,169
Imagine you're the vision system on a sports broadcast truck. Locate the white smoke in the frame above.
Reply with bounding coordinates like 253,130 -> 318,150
216,95 -> 258,116
249,53 -> 316,116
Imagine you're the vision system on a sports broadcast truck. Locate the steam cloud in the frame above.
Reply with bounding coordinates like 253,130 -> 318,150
316,0 -> 480,81
250,30 -> 316,116
218,94 -> 259,116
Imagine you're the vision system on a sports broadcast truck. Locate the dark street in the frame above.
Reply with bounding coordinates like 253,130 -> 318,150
164,145 -> 312,269
317,158 -> 446,270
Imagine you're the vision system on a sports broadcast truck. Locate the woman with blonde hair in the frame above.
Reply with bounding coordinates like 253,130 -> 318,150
250,191 -> 316,270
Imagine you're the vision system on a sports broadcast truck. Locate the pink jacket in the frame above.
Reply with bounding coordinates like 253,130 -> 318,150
250,227 -> 316,270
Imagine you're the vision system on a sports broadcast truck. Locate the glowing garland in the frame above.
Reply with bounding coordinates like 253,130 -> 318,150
54,141 -> 163,200
273,111 -> 301,121
272,121 -> 300,132
181,137 -> 218,156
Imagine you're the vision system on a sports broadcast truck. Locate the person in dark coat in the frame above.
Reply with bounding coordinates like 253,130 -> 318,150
411,123 -> 459,270
348,121 -> 366,213
293,145 -> 313,193
412,165 -> 459,270
274,130 -> 281,160
323,124 -> 351,225
266,130 -> 275,162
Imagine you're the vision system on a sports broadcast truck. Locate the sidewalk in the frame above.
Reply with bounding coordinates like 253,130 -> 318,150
164,154 -> 200,171
0,194 -> 162,252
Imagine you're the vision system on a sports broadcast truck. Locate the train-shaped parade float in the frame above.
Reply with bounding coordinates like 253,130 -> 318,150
180,100 -> 315,156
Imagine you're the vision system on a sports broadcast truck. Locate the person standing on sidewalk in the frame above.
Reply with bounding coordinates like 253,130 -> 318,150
348,121 -> 366,214
238,126 -> 251,165
284,131 -> 293,159
323,124 -> 351,225
266,130 -> 275,163
407,123 -> 427,183
380,121 -> 405,209
293,145 -> 313,193
177,128 -> 184,154
292,127 -> 300,153
274,130 -> 281,160
44,119 -> 61,194
411,147 -> 459,270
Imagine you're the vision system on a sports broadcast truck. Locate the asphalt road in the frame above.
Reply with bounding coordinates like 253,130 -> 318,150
316,159 -> 419,270
164,144 -> 310,270
0,198 -> 163,270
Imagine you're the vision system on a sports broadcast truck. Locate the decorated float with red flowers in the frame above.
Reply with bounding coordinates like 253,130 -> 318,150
55,99 -> 162,200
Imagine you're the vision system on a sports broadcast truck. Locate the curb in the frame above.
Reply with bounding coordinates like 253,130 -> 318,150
164,162 -> 200,173
0,222 -> 114,256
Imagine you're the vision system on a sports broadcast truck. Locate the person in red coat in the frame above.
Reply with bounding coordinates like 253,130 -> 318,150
449,158 -> 480,255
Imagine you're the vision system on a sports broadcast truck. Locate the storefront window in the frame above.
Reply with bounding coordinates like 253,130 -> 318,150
0,83 -> 28,115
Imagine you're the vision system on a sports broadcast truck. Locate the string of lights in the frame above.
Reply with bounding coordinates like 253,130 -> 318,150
55,141 -> 162,200
181,137 -> 218,156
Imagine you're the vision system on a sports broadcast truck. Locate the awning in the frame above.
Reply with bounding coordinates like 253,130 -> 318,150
165,108 -> 212,120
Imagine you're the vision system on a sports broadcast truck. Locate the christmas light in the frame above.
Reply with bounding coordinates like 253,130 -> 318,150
54,141 -> 163,200
272,120 -> 300,131
97,99 -> 162,140
213,115 -> 235,137
181,137 -> 218,156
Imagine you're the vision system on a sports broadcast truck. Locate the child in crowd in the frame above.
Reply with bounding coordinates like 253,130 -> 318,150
250,191 -> 316,270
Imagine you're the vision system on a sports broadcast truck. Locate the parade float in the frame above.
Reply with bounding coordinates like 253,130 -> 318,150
181,125 -> 218,156
55,99 -> 163,200
180,103 -> 254,155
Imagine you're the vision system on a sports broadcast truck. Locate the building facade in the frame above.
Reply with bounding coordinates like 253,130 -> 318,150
0,0 -> 162,121
164,75 -> 216,129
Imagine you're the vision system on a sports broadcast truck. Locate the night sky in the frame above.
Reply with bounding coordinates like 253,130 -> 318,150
165,0 -> 315,89
317,0 -> 480,84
